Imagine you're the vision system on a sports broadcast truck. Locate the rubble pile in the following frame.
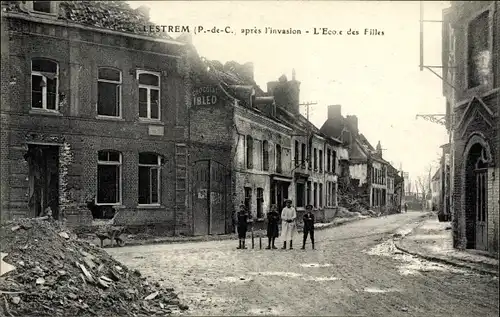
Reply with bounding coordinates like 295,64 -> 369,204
0,218 -> 187,317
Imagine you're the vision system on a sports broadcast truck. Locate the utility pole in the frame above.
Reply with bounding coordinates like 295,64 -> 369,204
299,101 -> 317,167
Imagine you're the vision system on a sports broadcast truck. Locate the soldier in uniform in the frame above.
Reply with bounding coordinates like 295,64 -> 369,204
301,204 -> 315,249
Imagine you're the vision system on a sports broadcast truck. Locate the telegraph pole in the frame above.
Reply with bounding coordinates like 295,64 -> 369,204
299,101 -> 317,166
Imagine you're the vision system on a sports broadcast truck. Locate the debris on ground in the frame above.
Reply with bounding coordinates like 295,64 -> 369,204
0,218 -> 187,317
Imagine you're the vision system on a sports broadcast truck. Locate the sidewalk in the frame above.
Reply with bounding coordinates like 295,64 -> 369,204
82,215 -> 369,248
393,218 -> 499,276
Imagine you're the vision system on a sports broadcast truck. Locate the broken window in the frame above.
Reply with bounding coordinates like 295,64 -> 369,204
256,188 -> 264,219
31,59 -> 58,110
33,1 -> 51,13
467,10 -> 490,88
98,67 -> 121,117
262,140 -> 269,171
246,135 -> 253,169
138,153 -> 161,205
275,144 -> 282,173
138,71 -> 160,120
97,150 -> 122,205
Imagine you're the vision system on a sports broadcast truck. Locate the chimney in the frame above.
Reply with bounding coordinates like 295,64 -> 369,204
269,75 -> 300,114
328,105 -> 342,119
346,115 -> 359,135
136,5 -> 150,19
376,141 -> 383,156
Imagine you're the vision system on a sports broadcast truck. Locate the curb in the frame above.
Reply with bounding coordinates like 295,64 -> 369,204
393,237 -> 499,277
94,215 -> 369,249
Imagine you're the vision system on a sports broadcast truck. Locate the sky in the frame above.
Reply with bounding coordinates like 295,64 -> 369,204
129,0 -> 450,181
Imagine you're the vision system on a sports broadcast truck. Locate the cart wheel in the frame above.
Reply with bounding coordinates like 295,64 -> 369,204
115,237 -> 125,247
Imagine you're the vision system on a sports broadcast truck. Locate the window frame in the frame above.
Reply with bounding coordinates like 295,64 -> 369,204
246,135 -> 254,169
464,4 -> 494,93
256,187 -> 264,219
138,153 -> 162,206
96,150 -> 122,206
137,70 -> 161,121
97,67 -> 122,118
262,140 -> 269,171
31,58 -> 59,112
275,144 -> 282,173
25,1 -> 59,16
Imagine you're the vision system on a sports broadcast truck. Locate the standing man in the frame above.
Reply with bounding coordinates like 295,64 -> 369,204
280,199 -> 297,250
301,204 -> 315,249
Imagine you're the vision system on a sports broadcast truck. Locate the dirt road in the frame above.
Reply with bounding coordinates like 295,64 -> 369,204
108,212 -> 499,316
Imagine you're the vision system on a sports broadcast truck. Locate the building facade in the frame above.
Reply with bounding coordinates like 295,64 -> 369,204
442,1 -> 499,255
0,1 -> 194,234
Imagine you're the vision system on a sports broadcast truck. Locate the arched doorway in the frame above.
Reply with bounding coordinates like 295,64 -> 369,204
464,143 -> 488,250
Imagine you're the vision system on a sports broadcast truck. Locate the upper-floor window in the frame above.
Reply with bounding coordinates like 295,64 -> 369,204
327,149 -> 331,172
31,59 -> 58,111
138,153 -> 161,205
332,150 -> 337,173
313,148 -> 317,170
137,71 -> 160,120
301,143 -> 306,167
467,10 -> 491,89
97,150 -> 122,205
319,150 -> 323,172
31,1 -> 54,13
275,144 -> 282,173
98,67 -> 122,117
246,136 -> 254,169
294,140 -> 299,166
262,140 -> 269,171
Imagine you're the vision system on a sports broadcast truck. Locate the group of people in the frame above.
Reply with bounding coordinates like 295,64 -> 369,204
235,199 -> 315,250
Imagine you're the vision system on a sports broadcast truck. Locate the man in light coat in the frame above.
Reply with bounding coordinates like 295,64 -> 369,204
280,199 -> 297,249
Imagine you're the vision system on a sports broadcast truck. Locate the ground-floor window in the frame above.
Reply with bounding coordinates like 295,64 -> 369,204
313,182 -> 318,208
138,153 -> 161,205
97,150 -> 122,204
296,182 -> 305,207
307,181 -> 312,206
319,183 -> 323,207
244,187 -> 252,214
256,187 -> 264,218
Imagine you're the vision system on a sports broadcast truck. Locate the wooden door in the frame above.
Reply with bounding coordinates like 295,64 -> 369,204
209,161 -> 226,235
475,168 -> 488,251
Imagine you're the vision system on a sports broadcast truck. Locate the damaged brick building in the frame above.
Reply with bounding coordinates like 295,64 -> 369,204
0,1 -> 194,234
320,105 -> 402,213
442,1 -> 499,255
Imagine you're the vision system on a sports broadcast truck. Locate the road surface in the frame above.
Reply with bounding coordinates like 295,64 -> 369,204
108,212 -> 499,316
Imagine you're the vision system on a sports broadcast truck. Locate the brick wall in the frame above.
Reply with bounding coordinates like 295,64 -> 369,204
1,16 -> 188,230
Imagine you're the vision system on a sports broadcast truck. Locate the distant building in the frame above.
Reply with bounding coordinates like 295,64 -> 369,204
320,105 -> 392,213
431,167 -> 441,211
442,1 -> 499,255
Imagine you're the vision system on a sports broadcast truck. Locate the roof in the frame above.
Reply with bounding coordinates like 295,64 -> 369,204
2,1 -> 173,40
432,168 -> 441,181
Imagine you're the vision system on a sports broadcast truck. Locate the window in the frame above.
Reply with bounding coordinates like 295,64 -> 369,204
97,150 -> 122,204
31,59 -> 58,110
307,181 -> 311,205
327,149 -> 331,172
301,143 -> 306,167
313,148 -> 317,170
319,183 -> 323,207
313,183 -> 318,208
256,188 -> 264,219
262,140 -> 269,171
319,150 -> 323,172
275,144 -> 282,173
138,153 -> 161,205
98,68 -> 122,117
138,71 -> 160,120
308,143 -> 312,170
467,10 -> 490,88
32,1 -> 51,13
244,187 -> 252,214
296,182 -> 305,207
246,136 -> 254,169
332,151 -> 337,173
294,140 -> 299,166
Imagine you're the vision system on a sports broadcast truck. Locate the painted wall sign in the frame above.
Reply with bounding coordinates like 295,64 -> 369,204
193,86 -> 220,106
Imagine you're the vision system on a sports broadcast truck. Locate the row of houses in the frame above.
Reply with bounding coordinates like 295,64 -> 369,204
0,1 -> 403,236
439,1 -> 499,256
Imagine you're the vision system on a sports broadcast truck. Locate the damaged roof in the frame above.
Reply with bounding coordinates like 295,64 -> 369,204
2,1 -> 173,40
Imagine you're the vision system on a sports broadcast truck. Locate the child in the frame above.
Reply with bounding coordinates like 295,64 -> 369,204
265,205 -> 280,249
301,204 -> 315,249
236,204 -> 251,249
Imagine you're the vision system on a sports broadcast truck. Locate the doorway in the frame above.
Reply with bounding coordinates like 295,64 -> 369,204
25,144 -> 60,219
465,143 -> 488,250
